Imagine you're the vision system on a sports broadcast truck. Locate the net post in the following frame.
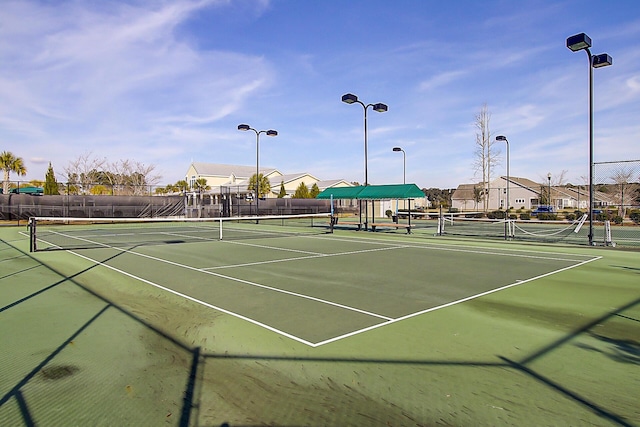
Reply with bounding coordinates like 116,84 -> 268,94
219,217 -> 223,240
28,217 -> 36,252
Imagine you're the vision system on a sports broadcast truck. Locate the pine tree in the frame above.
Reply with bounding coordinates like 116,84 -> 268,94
278,181 -> 286,198
310,183 -> 320,198
293,181 -> 310,198
44,163 -> 60,195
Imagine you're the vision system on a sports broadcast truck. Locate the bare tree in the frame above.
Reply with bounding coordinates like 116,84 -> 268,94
127,161 -> 160,195
472,104 -> 499,211
63,152 -> 106,195
609,166 -> 634,217
64,154 -> 160,195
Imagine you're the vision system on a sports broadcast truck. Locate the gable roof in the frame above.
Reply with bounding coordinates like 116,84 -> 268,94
315,179 -> 352,190
190,162 -> 277,179
268,173 -> 319,185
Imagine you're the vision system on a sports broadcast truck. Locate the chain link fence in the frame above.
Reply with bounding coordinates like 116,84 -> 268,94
593,160 -> 640,246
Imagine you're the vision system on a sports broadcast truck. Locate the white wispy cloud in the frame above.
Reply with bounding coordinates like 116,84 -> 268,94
0,0 -> 274,181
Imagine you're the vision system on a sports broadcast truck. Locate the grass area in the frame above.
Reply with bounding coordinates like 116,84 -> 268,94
1,224 -> 638,426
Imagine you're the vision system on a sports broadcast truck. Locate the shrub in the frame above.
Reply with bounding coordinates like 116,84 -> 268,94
612,215 -> 623,225
448,207 -> 459,213
565,213 -> 576,221
629,210 -> 640,224
538,213 -> 558,220
509,214 -> 518,220
489,210 -> 506,219
520,213 -> 531,220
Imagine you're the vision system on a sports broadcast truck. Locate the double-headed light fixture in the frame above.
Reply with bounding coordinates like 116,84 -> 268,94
342,93 -> 388,230
566,33 -> 612,246
237,124 -> 278,219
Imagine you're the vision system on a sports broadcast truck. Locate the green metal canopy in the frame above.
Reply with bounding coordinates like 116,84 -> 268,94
315,186 -> 364,200
316,184 -> 424,200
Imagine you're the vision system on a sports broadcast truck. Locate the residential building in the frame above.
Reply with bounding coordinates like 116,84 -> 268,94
183,162 -> 353,203
452,176 -> 615,212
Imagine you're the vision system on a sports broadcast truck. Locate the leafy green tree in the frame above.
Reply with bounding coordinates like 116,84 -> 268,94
44,163 -> 60,195
293,181 -> 310,198
0,151 -> 27,194
422,187 -> 452,208
310,183 -> 320,198
278,181 -> 286,198
90,185 -> 110,195
248,173 -> 271,198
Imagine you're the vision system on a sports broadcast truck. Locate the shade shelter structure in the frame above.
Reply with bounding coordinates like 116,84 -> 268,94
317,184 -> 425,229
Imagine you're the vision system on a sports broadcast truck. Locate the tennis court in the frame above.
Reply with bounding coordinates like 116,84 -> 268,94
1,217 -> 639,426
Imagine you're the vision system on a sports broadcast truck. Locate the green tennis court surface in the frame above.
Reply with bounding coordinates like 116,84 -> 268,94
49,233 -> 598,346
2,224 -> 638,426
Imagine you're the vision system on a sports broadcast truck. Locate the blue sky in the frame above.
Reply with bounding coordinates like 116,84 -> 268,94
1,0 -> 639,189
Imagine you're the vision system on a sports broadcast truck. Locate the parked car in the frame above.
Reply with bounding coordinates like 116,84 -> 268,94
531,205 -> 554,216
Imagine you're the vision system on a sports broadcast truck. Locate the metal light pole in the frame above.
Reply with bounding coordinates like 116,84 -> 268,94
567,33 -> 612,245
547,172 -> 552,208
237,124 -> 278,221
393,146 -> 406,218
495,136 -> 509,212
392,147 -> 406,184
342,93 -> 388,230
496,135 -> 510,240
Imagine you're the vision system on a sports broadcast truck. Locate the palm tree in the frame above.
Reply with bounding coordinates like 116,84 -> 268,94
248,173 -> 271,199
175,180 -> 189,195
0,151 -> 27,194
192,178 -> 210,206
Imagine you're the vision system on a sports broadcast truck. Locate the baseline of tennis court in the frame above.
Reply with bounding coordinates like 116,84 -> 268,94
30,228 -> 600,347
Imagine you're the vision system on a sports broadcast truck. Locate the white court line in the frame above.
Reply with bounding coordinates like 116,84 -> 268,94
310,255 -> 603,347
58,238 -> 395,322
66,249 -> 319,347
218,239 -> 325,256
308,231 -> 597,257
303,233 -> 594,263
203,244 -> 409,270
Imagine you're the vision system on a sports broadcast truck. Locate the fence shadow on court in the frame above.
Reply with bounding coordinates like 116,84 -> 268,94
0,242 -> 201,427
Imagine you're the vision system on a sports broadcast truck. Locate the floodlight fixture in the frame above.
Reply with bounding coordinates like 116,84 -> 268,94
592,53 -> 613,68
341,93 -> 358,104
566,33 -> 592,51
373,103 -> 388,113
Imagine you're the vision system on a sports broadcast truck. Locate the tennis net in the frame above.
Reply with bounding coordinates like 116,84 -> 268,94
438,214 -> 591,243
28,213 -> 333,252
